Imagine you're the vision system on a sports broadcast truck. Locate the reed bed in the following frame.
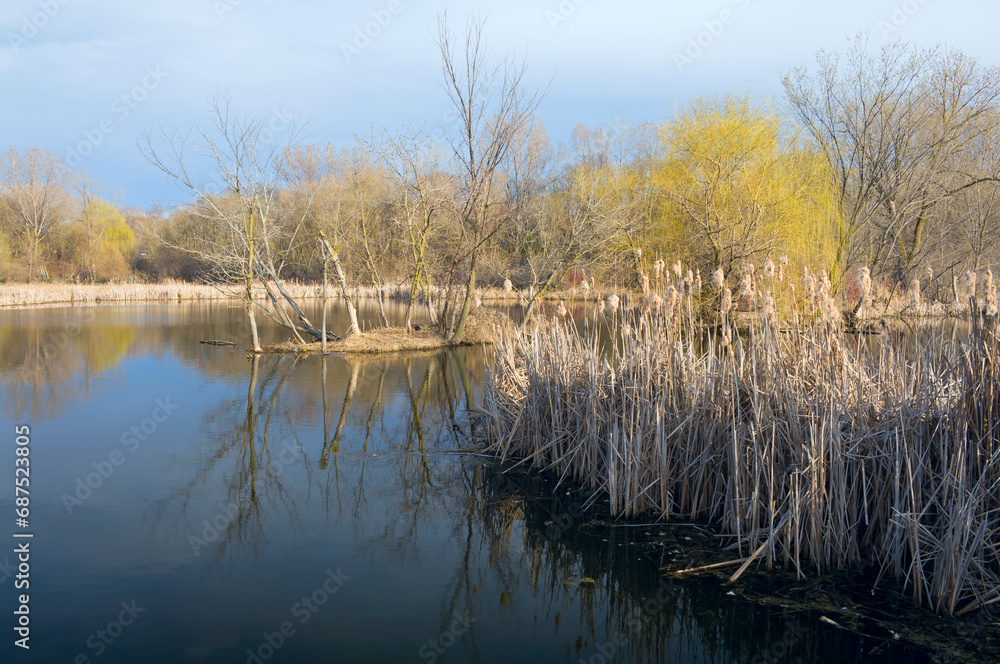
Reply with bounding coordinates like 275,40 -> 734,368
0,281 -> 411,307
482,303 -> 1000,616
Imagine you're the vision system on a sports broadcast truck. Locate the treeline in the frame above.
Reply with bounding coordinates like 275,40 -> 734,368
3,34 -> 1000,310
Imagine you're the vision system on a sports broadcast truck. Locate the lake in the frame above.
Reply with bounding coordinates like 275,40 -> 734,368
0,300 -> 931,663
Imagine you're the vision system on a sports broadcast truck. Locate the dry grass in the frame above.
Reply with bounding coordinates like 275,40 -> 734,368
0,280 -> 323,307
482,300 -> 1000,617
264,307 -> 507,354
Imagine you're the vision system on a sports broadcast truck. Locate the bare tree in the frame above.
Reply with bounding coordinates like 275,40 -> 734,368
0,147 -> 73,281
366,125 -> 451,330
437,13 -> 545,340
784,37 -> 1000,286
140,93 -> 327,352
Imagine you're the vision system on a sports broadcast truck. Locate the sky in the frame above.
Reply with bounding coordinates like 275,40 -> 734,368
1,0 -> 998,209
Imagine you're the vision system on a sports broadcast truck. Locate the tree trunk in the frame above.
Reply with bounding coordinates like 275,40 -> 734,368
452,260 -> 477,341
322,258 -> 329,352
321,233 -> 361,337
245,289 -> 262,353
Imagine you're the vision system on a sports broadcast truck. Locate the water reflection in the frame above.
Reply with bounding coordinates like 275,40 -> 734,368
145,346 -> 920,663
0,302 -> 939,663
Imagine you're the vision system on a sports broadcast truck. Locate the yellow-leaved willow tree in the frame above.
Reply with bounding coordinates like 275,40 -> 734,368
62,198 -> 136,281
650,95 -> 838,283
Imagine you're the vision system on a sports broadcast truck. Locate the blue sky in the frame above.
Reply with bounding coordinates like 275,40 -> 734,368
1,0 -> 997,208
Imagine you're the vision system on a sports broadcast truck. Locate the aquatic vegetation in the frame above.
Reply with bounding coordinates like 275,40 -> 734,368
483,303 -> 1000,617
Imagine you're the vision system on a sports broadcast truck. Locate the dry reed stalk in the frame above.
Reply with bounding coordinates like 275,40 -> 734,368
482,298 -> 1000,616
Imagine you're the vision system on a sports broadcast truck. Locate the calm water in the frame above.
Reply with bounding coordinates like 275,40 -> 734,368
0,301 -> 930,663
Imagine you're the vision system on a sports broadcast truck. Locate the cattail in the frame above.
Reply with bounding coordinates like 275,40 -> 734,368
983,268 -> 998,316
764,294 -> 777,326
780,255 -> 789,266
926,265 -> 933,284
555,300 -> 568,318
966,270 -> 977,301
858,267 -> 872,307
777,264 -> 784,283
667,285 -> 679,309
820,270 -> 831,295
634,247 -> 643,261
606,293 -> 620,311
694,269 -> 702,294
763,259 -> 775,279
912,279 -> 921,311
807,274 -> 817,304
598,299 -> 606,314
739,272 -> 752,299
713,268 -> 725,290
681,277 -> 692,297
652,293 -> 662,309
673,260 -> 683,280
580,278 -> 590,297
641,274 -> 650,296
745,262 -> 756,276
503,278 -> 513,295
802,267 -> 810,292
721,324 -> 732,347
653,259 -> 664,280
721,287 -> 732,315
824,297 -> 841,323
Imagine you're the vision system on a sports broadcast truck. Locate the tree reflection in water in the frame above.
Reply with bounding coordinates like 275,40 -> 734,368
149,348 -> 919,664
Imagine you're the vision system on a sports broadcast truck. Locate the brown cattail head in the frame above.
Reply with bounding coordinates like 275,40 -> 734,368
807,274 -> 817,303
780,255 -> 789,266
926,265 -> 933,284
824,297 -> 841,323
641,274 -> 650,296
912,279 -> 921,310
503,278 -> 513,294
739,273 -> 752,299
721,287 -> 732,315
713,268 -> 725,289
581,278 -> 590,295
763,259 -> 775,279
598,299 -> 606,314
695,269 -> 702,294
764,295 -> 777,326
555,300 -> 568,318
966,270 -> 977,300
667,285 -> 679,309
652,293 -> 662,309
653,259 -> 664,280
606,293 -> 620,311
777,264 -> 784,283
673,260 -> 683,280
859,267 -> 872,305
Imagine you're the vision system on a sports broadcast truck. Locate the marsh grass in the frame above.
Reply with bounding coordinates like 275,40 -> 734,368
482,298 -> 1000,616
0,281 -> 326,306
